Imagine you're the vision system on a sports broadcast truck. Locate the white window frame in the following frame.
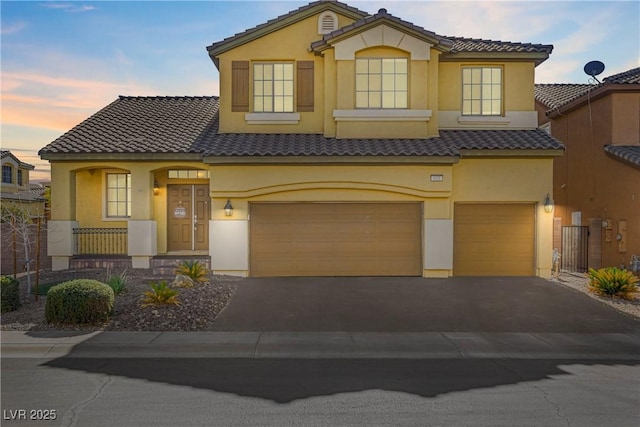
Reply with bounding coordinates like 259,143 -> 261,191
253,62 -> 294,113
104,171 -> 131,219
355,58 -> 408,109
462,66 -> 502,116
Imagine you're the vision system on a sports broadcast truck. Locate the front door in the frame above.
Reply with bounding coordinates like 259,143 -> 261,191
168,184 -> 209,251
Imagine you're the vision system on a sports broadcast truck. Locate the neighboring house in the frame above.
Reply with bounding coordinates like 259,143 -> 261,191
535,67 -> 640,272
39,1 -> 564,278
1,150 -> 46,217
1,150 -> 49,275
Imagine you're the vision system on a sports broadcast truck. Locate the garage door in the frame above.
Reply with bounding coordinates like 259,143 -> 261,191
250,203 -> 422,276
454,203 -> 535,276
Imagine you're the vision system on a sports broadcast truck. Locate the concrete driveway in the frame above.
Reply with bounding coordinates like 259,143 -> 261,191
209,276 -> 640,333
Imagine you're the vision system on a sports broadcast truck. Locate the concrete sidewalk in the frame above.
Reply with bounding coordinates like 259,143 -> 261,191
2,331 -> 640,360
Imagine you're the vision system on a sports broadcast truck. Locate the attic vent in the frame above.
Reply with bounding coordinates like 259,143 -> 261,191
318,11 -> 338,35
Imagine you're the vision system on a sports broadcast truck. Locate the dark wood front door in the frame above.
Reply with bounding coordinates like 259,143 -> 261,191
168,184 -> 209,251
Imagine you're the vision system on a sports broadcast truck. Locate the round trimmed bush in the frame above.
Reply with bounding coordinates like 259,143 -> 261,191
1,275 -> 21,313
45,279 -> 114,325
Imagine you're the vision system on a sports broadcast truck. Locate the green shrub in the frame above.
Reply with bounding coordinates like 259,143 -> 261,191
587,267 -> 639,300
1,275 -> 21,313
45,279 -> 114,325
141,281 -> 180,308
106,270 -> 127,295
175,260 -> 208,283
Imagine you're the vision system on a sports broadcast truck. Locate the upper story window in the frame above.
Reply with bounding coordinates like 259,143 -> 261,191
2,165 -> 12,184
253,63 -> 294,113
106,172 -> 131,218
17,170 -> 23,186
462,67 -> 502,116
356,58 -> 408,109
318,11 -> 338,34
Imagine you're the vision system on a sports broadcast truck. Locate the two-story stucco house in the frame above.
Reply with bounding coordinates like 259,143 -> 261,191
39,1 -> 564,277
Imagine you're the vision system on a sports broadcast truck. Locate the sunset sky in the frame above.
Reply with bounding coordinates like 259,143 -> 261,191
2,1 -> 639,182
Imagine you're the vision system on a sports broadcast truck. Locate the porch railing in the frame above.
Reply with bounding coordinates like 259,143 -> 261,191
73,228 -> 128,255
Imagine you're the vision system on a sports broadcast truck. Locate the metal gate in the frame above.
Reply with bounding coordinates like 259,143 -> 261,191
561,226 -> 589,273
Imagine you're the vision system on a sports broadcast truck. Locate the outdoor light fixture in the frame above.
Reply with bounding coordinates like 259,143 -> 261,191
224,199 -> 234,217
153,179 -> 160,196
543,193 -> 554,213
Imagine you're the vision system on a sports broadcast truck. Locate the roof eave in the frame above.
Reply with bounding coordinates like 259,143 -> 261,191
440,51 -> 551,66
203,155 -> 459,165
39,152 -> 204,162
458,148 -> 565,158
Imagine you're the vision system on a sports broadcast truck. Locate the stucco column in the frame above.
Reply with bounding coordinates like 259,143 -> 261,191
48,168 -> 77,270
127,167 -> 157,268
210,199 -> 248,277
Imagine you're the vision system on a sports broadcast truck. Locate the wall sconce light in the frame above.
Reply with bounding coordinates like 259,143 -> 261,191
224,199 -> 233,217
543,193 -> 554,213
153,179 -> 160,196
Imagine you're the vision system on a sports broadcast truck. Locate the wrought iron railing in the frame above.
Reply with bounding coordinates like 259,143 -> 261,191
73,227 -> 128,255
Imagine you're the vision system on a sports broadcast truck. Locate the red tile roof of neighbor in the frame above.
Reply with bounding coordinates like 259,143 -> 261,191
39,96 -> 563,160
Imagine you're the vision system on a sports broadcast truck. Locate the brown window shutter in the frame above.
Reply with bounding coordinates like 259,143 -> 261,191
296,61 -> 314,112
231,61 -> 249,112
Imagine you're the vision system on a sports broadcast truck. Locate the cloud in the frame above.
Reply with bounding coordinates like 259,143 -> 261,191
1,71 -> 159,132
39,3 -> 96,13
1,21 -> 27,35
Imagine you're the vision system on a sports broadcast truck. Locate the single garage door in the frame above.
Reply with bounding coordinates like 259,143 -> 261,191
454,203 -> 535,276
250,203 -> 422,276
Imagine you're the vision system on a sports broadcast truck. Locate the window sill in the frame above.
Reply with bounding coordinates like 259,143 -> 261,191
245,113 -> 300,125
458,115 -> 510,126
333,109 -> 432,122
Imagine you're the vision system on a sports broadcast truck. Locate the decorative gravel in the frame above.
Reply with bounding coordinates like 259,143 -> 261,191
550,272 -> 640,319
0,269 -> 239,331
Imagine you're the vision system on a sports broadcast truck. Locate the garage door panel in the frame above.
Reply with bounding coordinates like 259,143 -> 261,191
250,203 -> 421,276
454,203 -> 534,276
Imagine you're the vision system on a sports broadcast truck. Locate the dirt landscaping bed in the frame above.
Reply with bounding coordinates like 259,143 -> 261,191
0,269 -> 239,331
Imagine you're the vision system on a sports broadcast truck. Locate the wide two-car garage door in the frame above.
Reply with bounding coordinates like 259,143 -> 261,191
454,203 -> 535,276
250,203 -> 422,277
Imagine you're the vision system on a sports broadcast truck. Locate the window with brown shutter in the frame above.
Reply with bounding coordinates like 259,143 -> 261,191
296,61 -> 314,112
231,61 -> 249,112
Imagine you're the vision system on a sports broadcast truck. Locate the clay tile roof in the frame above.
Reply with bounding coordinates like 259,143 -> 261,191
447,37 -> 553,54
39,96 -> 219,156
603,67 -> 640,84
441,129 -> 564,151
39,96 -> 564,160
0,150 -> 35,169
604,145 -> 640,169
204,133 -> 457,157
534,84 -> 595,110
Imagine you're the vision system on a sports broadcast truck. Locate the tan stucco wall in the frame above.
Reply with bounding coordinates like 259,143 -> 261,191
439,62 -> 536,111
452,157 -> 555,277
49,161 -> 211,254
216,12 -> 357,134
551,92 -> 640,268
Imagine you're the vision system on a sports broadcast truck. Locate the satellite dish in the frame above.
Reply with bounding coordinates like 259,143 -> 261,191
583,60 -> 605,83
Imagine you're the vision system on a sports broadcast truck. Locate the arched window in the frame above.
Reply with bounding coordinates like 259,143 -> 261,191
318,11 -> 338,35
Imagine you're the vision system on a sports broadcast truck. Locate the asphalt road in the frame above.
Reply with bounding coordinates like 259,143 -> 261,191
2,356 -> 639,426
